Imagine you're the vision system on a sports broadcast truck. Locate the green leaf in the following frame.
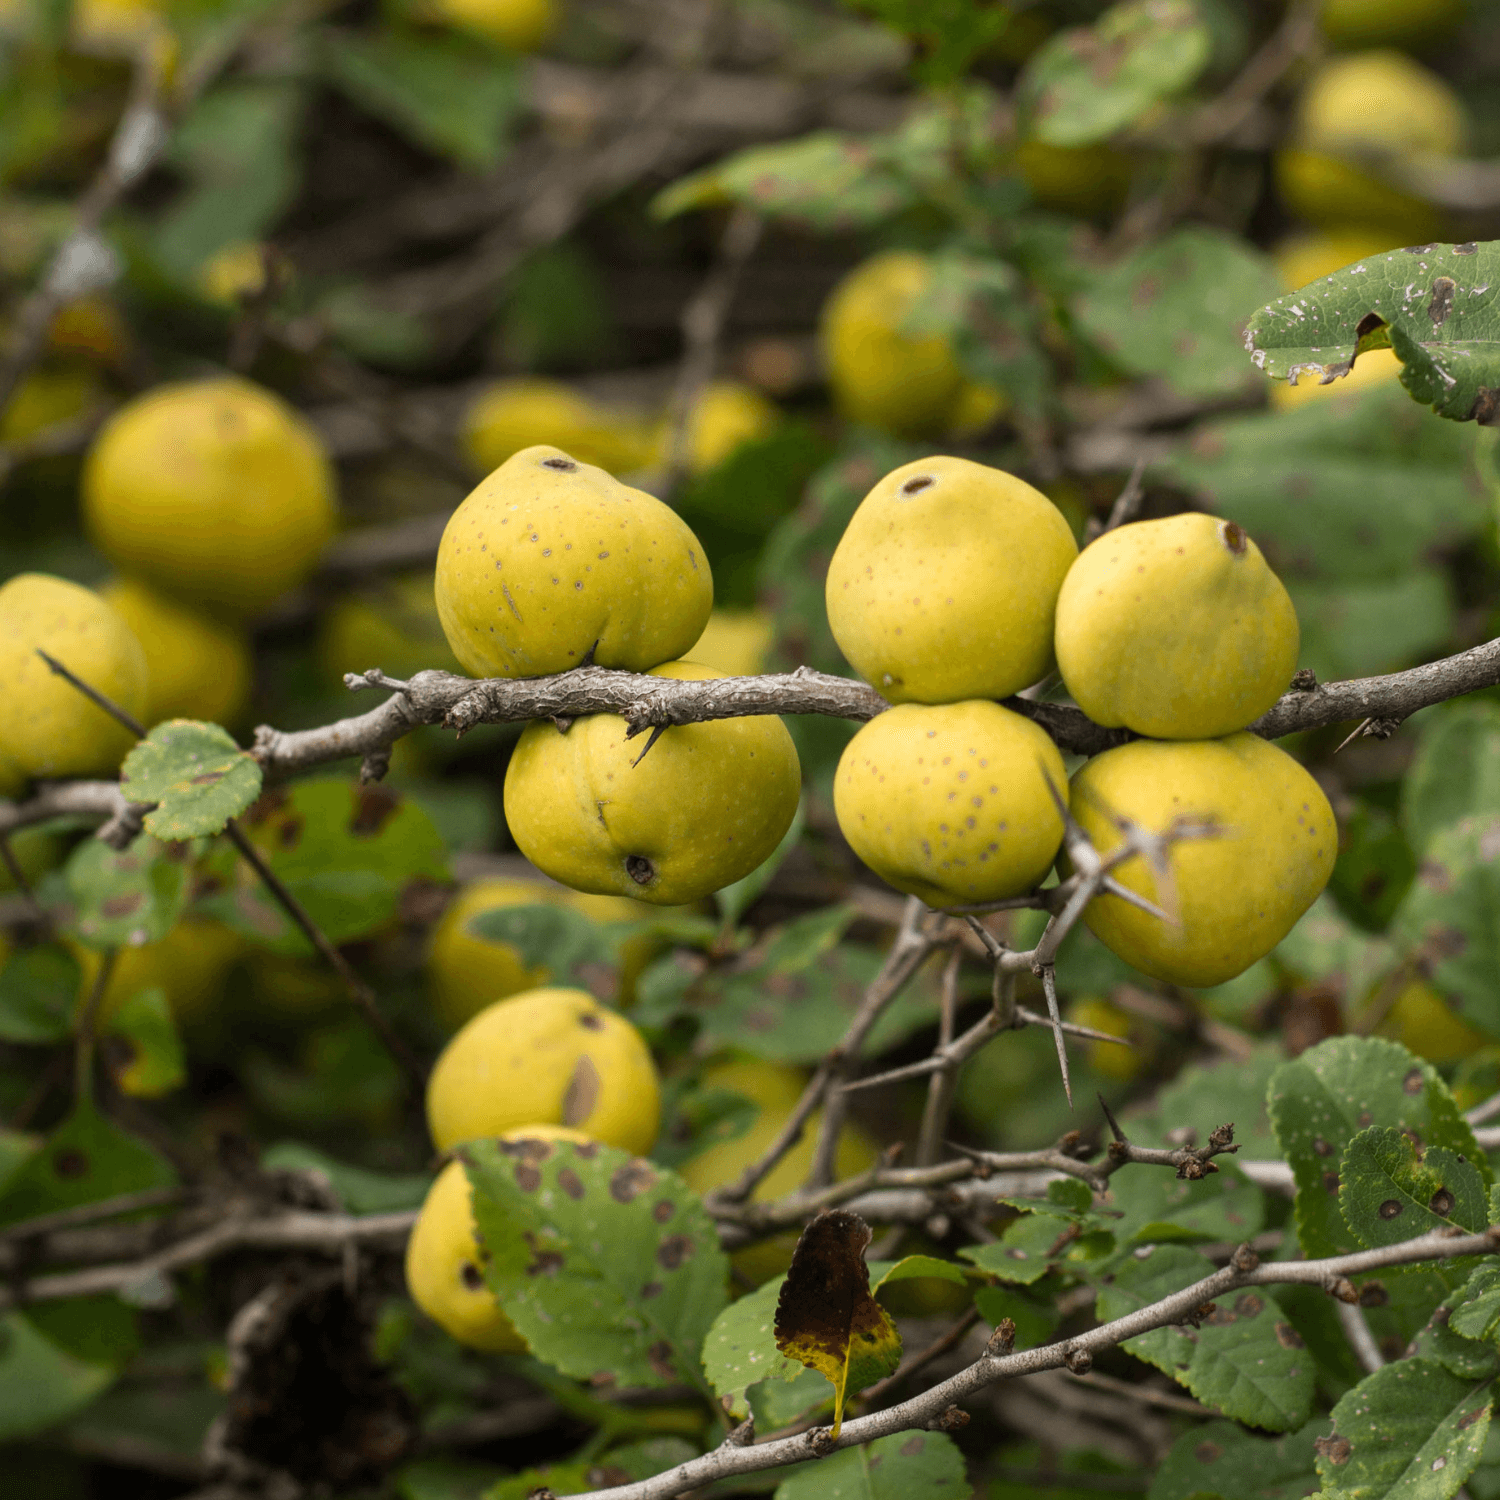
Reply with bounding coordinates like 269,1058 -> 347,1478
1108,1159 -> 1265,1246
0,1104 -> 176,1229
1150,1419 -> 1321,1500
1410,1277 -> 1500,1381
58,835 -> 188,950
25,1295 -> 138,1368
397,1457 -> 504,1500
1098,1244 -> 1314,1432
260,1142 -> 431,1212
322,29 -> 520,169
464,1135 -> 729,1391
1404,703 -> 1500,858
701,1275 -> 803,1418
959,1210 -> 1089,1286
1287,571 -> 1455,685
464,904 -> 628,1003
1452,1264 -> 1500,1344
1316,1359 -> 1493,1500
199,779 -> 448,955
1155,1049 -> 1283,1157
482,1438 -> 698,1500
1246,242 -> 1500,426
972,1285 -> 1059,1351
1391,816 -> 1500,1033
119,721 -> 263,841
1074,226 -> 1284,400
1268,1036 -> 1486,1259
0,1312 -> 115,1443
1019,0 -> 1212,148
1340,1128 -> 1488,1271
1273,895 -> 1397,997
750,1362 -> 835,1429
101,987 -> 185,1098
772,1429 -> 968,1500
869,1255 -> 971,1294
1330,800 -> 1418,933
0,944 -> 80,1043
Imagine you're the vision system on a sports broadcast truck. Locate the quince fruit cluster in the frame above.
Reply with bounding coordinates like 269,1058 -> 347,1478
827,455 -> 1336,989
434,444 -> 801,906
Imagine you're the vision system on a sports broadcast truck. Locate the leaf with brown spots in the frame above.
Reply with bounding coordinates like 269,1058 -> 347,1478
772,1210 -> 902,1439
63,834 -> 188,950
1153,1420 -> 1321,1500
462,1136 -> 728,1394
770,1428 -> 968,1500
120,720 -> 264,840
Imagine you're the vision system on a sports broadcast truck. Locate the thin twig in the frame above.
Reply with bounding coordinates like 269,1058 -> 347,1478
74,947 -> 119,1106
1337,1299 -> 1386,1375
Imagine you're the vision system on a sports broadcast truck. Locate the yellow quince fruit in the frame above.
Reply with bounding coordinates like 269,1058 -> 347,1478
826,455 -> 1077,704
461,379 -> 654,477
0,368 -> 98,447
0,573 -> 147,780
73,917 -> 245,1026
1070,734 -> 1337,988
820,251 -> 966,437
504,659 -> 800,906
834,700 -> 1066,909
426,986 -> 661,1153
83,377 -> 336,617
1067,996 -> 1144,1081
102,577 -> 253,727
687,608 -> 773,678
679,1057 -> 878,1283
663,380 -> 780,475
1054,514 -> 1299,740
435,445 -> 712,679
317,574 -> 463,686
405,1124 -> 593,1354
425,0 -> 557,52
1375,979 -> 1490,1065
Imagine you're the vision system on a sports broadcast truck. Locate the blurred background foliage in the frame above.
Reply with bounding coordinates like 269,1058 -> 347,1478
7,0 -> 1500,1493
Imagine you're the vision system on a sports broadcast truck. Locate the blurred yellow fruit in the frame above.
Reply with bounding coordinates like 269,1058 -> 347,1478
821,252 -> 965,437
196,243 -> 273,306
1067,997 -> 1142,1081
834,700 -> 1066,910
505,660 -> 801,906
426,0 -> 557,52
0,368 -> 98,447
678,1058 -> 878,1283
317,574 -> 462,686
84,377 -> 335,618
47,297 -> 129,367
461,380 -> 653,477
826,455 -> 1077,704
405,1125 -> 593,1354
665,380 -> 780,475
687,609 -> 773,678
1271,346 -> 1403,408
1016,140 -> 1132,218
1376,979 -> 1489,1064
70,0 -> 172,58
945,379 -> 1008,437
74,918 -> 245,1027
426,986 -> 661,1153
1071,735 -> 1337,988
102,577 -> 253,727
1054,514 -> 1299,740
0,573 -> 146,780
1320,0 -> 1465,51
436,445 -> 712,679
1272,231 -> 1401,291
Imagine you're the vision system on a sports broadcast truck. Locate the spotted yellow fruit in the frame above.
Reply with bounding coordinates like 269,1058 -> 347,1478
834,700 -> 1066,910
435,445 -> 712,679
826,456 -> 1077,704
83,377 -> 336,617
426,986 -> 661,1154
1071,734 -> 1336,988
405,1124 -> 593,1353
504,660 -> 800,906
0,573 -> 147,780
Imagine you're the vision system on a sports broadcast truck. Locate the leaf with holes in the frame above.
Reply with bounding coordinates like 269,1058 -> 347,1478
464,1134 -> 727,1392
56,835 -> 189,950
1150,1419 -> 1321,1500
1018,0 -> 1211,148
0,944 -> 80,1043
1340,1127 -> 1487,1279
772,1429 -> 969,1500
1245,242 -> 1500,424
1268,1037 -> 1485,1260
1097,1244 -> 1314,1432
1315,1359 -> 1494,1500
119,720 -> 263,841
774,1210 -> 902,1438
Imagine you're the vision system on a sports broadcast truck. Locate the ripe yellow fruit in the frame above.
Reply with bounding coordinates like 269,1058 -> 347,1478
0,573 -> 147,780
405,1125 -> 593,1354
679,1057 -> 878,1283
666,381 -> 780,475
426,986 -> 661,1153
426,876 -> 658,1031
1272,231 -> 1400,291
1320,0 -> 1464,48
435,445 -> 712,679
820,252 -> 965,437
1276,52 -> 1465,237
426,0 -> 556,52
1016,140 -> 1132,218
1054,515 -> 1299,740
317,574 -> 462,686
687,608 -> 774,678
102,578 -> 252,727
504,660 -> 801,906
826,455 -> 1077,704
1067,997 -> 1143,1081
1271,346 -> 1402,409
1376,979 -> 1489,1065
83,377 -> 336,617
834,701 -> 1067,909
461,380 -> 654,478
74,918 -> 245,1026
1071,734 -> 1337,988
945,379 -> 1008,438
